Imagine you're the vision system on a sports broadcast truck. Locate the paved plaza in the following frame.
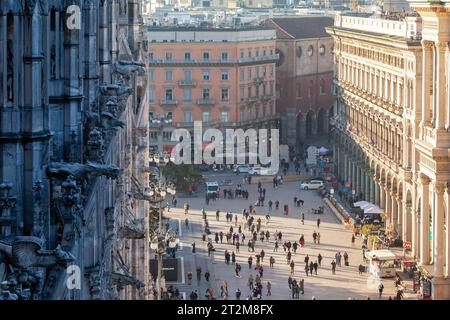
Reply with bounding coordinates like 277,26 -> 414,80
163,172 -> 416,300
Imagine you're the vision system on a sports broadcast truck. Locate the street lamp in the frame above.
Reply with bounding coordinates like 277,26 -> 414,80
146,155 -> 177,300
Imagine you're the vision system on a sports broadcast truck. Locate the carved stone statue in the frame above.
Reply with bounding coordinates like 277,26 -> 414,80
99,83 -> 133,96
113,61 -> 146,78
47,162 -> 122,181
86,128 -> 106,163
0,236 -> 75,269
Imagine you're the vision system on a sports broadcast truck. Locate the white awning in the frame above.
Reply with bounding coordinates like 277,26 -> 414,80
353,200 -> 370,207
363,205 -> 383,214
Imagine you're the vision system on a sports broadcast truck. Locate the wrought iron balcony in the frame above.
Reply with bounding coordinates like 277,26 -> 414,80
197,99 -> 215,105
178,80 -> 197,87
160,99 -> 178,106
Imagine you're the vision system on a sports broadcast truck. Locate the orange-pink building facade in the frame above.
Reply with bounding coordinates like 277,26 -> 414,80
145,26 -> 279,153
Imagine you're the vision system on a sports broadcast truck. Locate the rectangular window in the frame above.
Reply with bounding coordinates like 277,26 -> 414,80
183,88 -> 192,101
255,66 -> 259,78
202,70 -> 210,81
203,52 -> 210,61
248,50 -> 252,58
165,52 -> 172,61
184,111 -> 192,123
221,71 -> 229,81
184,52 -> 191,61
165,89 -> 173,100
163,132 -> 172,141
262,66 -> 266,77
221,88 -> 229,101
166,112 -> 173,121
240,51 -> 244,59
255,85 -> 259,98
270,83 -> 274,95
221,52 -> 228,61
240,86 -> 245,100
149,52 -> 154,60
150,132 -> 158,140
202,88 -> 210,100
149,69 -> 154,81
320,84 -> 325,95
255,49 -> 259,57
270,65 -> 274,77
248,67 -> 252,80
221,111 -> 229,123
184,70 -> 192,80
248,86 -> 252,98
262,84 -> 266,96
202,112 -> 210,123
296,84 -> 301,98
148,87 -> 155,102
149,112 -> 154,120
165,70 -> 173,81
240,68 -> 244,81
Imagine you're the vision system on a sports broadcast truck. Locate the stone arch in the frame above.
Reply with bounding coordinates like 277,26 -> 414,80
305,110 -> 315,139
317,108 -> 327,136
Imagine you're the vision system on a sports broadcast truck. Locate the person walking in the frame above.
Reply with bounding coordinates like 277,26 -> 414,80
318,253 -> 322,266
317,232 -> 321,244
275,200 -> 280,210
267,282 -> 272,296
260,249 -> 265,262
248,256 -> 253,269
312,231 -> 317,244
288,276 -> 293,289
287,251 -> 292,263
248,275 -> 254,290
378,283 -> 384,299
290,260 -> 295,274
268,200 -> 273,211
192,242 -> 196,254
299,279 -> 305,295
187,272 -> 193,285
351,234 -> 356,245
196,267 -> 202,283
313,261 -> 318,275
235,288 -> 241,300
205,271 -> 210,282
309,261 -> 314,276
270,256 -> 275,268
317,218 -> 321,228
304,254 -> 309,265
301,212 -> 305,225
331,260 -> 336,274
292,241 -> 298,254
304,264 -> 309,276
274,241 -> 279,252
185,218 -> 189,229
216,210 -> 220,221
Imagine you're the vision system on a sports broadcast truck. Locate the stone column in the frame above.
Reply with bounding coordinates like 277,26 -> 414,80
379,183 -> 385,209
397,198 -> 403,238
391,195 -> 398,231
421,40 -> 433,126
385,191 -> 391,228
419,173 -> 431,265
365,172 -> 370,201
433,182 -> 445,277
446,186 -> 450,278
356,165 -> 361,196
374,181 -> 380,206
370,177 -> 375,204
435,42 -> 447,130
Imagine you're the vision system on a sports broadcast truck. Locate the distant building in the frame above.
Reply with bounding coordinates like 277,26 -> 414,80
146,26 -> 279,153
266,16 -> 335,150
242,0 -> 273,8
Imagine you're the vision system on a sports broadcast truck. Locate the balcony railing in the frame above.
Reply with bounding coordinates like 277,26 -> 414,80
178,80 -> 197,86
197,99 -> 215,105
238,54 -> 280,64
160,99 -> 178,106
148,54 -> 279,66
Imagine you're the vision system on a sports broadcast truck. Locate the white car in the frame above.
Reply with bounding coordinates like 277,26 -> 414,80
300,180 -> 324,190
250,166 -> 276,176
234,165 -> 252,174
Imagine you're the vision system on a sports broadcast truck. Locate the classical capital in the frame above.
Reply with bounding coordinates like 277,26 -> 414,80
435,42 -> 448,52
434,181 -> 446,195
421,40 -> 434,49
418,173 -> 430,185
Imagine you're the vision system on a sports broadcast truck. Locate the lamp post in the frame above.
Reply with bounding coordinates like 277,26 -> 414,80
148,153 -> 176,300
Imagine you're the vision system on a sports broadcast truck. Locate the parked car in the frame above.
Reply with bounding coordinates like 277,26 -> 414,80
300,180 -> 324,190
233,165 -> 252,174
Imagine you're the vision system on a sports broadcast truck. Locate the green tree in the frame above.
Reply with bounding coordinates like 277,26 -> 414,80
161,164 -> 204,193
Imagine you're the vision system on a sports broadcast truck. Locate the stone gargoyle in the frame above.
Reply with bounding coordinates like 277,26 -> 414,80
84,111 -> 125,130
99,83 -> 133,96
0,236 -> 75,269
47,162 -> 122,181
100,112 -> 125,129
113,61 -> 146,76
